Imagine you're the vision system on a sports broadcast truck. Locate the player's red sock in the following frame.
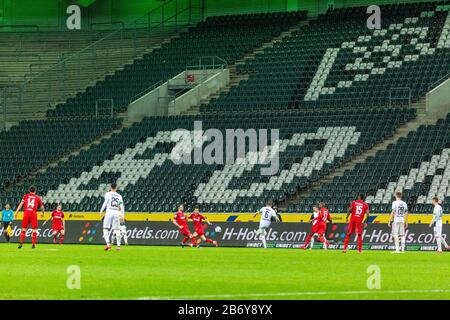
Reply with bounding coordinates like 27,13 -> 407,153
205,238 -> 214,244
357,234 -> 363,251
182,237 -> 189,244
190,236 -> 197,246
20,230 -> 26,243
343,233 -> 350,250
303,233 -> 313,247
318,236 -> 327,247
53,235 -> 57,244
60,234 -> 65,244
31,232 -> 37,246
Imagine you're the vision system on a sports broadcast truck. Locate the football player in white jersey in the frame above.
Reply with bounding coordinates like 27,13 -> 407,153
430,197 -> 449,253
252,201 -> 279,248
388,192 -> 408,253
99,183 -> 125,251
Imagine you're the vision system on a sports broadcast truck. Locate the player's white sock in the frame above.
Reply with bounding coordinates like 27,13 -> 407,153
115,230 -> 121,247
260,235 -> 267,249
310,236 -> 315,250
393,235 -> 400,252
436,236 -> 442,251
400,236 -> 406,252
103,228 -> 111,245
122,231 -> 128,245
441,236 -> 448,248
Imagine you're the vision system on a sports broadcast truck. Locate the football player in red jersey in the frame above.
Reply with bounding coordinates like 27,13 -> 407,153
301,203 -> 331,250
343,194 -> 370,253
172,204 -> 197,247
43,204 -> 65,244
189,207 -> 218,247
300,206 -> 320,249
14,186 -> 45,249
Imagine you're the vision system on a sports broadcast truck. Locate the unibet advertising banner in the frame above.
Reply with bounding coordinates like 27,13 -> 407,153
1,221 -> 448,251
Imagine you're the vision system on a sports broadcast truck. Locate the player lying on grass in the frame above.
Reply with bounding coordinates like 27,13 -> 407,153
1,203 -> 14,242
99,183 -> 124,251
343,194 -> 369,253
430,196 -> 449,253
189,207 -> 218,247
388,191 -> 408,253
14,186 -> 45,249
301,203 -> 331,250
172,204 -> 197,248
43,204 -> 65,245
253,201 -> 279,249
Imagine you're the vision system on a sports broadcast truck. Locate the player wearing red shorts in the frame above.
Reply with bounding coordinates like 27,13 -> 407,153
343,194 -> 370,253
14,186 -> 45,249
43,204 -> 65,244
301,203 -> 331,249
300,206 -> 320,249
172,204 -> 197,247
189,207 -> 218,247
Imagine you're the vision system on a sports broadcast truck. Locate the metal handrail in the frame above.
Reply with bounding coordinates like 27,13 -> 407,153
90,21 -> 126,31
164,70 -> 221,103
186,56 -> 228,71
428,72 -> 450,91
0,52 -> 42,62
130,80 -> 165,104
389,87 -> 411,108
95,99 -> 114,119
0,24 -> 40,32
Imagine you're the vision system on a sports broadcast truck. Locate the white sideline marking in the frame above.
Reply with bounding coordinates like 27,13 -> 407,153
136,289 -> 450,300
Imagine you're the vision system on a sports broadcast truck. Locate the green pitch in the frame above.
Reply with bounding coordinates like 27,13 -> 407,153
0,243 -> 449,300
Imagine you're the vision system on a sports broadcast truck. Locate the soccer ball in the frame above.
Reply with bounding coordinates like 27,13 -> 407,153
215,226 -> 222,233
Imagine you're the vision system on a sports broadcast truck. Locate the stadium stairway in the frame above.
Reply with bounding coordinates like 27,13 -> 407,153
0,26 -> 182,127
279,99 -> 442,211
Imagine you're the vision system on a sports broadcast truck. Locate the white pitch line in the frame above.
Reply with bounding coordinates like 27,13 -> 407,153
136,289 -> 450,300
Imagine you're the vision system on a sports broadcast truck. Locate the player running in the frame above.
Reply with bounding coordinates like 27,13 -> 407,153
14,186 -> 45,249
189,207 -> 218,247
43,204 -> 65,245
388,191 -> 408,253
300,206 -> 320,250
430,197 -> 449,253
99,183 -> 125,251
302,203 -> 330,250
253,201 -> 279,249
343,194 -> 370,253
172,204 -> 197,247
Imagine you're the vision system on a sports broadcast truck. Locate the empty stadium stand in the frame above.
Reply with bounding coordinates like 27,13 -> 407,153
18,106 -> 412,212
0,11 -> 308,208
289,113 -> 450,214
46,11 -> 307,118
1,3 -> 449,215
0,27 -> 179,125
207,1 -> 450,113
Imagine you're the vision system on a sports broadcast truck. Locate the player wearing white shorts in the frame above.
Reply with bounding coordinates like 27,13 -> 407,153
252,201 -> 279,248
99,183 -> 124,251
430,197 -> 449,253
388,191 -> 408,253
